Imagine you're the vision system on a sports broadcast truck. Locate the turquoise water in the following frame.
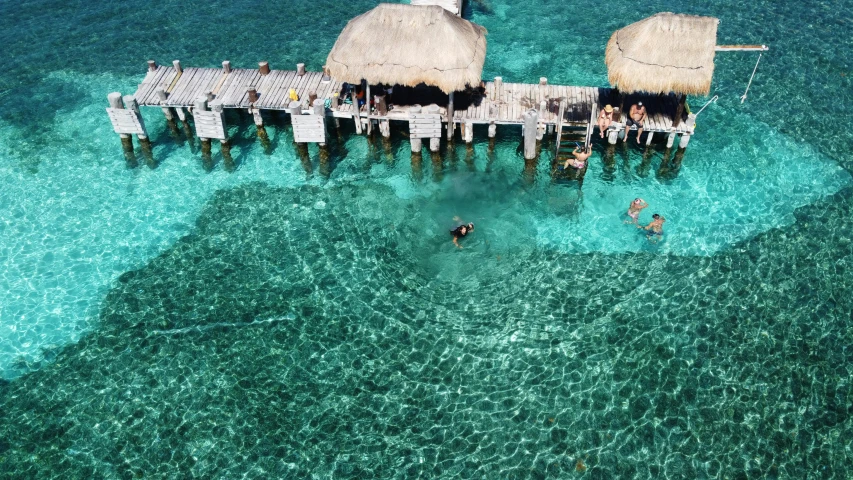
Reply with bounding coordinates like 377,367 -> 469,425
1,0 -> 852,478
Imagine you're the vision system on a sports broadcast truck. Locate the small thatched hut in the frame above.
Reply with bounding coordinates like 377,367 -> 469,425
605,13 -> 719,96
325,3 -> 487,94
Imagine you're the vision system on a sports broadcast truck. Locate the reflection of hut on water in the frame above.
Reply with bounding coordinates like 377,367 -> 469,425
325,3 -> 487,143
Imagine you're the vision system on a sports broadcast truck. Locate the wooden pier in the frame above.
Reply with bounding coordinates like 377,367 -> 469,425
110,60 -> 696,154
109,6 -> 761,181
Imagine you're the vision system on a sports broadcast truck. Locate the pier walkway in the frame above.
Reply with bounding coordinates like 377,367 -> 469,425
132,63 -> 696,138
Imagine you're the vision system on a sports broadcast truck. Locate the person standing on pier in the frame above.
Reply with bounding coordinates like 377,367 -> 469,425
626,102 -> 647,144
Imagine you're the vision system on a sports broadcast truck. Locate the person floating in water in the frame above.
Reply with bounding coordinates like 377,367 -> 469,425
450,222 -> 474,249
563,146 -> 591,170
639,213 -> 665,241
625,197 -> 648,224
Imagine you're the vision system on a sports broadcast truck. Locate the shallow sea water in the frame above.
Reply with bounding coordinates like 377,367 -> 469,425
1,0 -> 852,478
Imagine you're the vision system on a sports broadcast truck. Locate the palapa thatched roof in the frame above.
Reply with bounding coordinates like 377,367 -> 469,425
325,3 -> 487,94
605,13 -> 719,95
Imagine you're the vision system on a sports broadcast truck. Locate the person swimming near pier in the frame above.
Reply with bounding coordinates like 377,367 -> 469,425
625,198 -> 648,223
639,213 -> 665,241
563,146 -> 591,170
451,222 -> 474,248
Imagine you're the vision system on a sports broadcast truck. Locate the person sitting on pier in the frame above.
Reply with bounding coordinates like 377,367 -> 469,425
639,213 -> 665,241
563,146 -> 591,170
626,102 -> 647,144
598,105 -> 614,138
625,197 -> 648,224
450,223 -> 474,249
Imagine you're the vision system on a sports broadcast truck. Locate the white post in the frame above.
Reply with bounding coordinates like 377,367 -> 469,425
446,92 -> 455,140
646,130 -> 654,146
463,119 -> 473,144
523,109 -> 538,160
410,105 -> 422,153
155,89 -> 173,120
608,129 -> 618,145
122,95 -> 148,140
427,105 -> 440,153
679,134 -> 691,149
667,131 -> 677,148
194,96 -> 211,156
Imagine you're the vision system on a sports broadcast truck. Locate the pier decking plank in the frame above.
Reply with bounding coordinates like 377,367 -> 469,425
166,67 -> 199,106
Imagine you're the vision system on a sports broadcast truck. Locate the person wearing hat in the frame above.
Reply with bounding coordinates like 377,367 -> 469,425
598,104 -> 614,138
626,102 -> 647,144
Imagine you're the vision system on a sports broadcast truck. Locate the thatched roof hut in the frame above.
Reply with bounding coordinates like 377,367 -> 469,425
605,13 -> 719,95
325,3 -> 487,94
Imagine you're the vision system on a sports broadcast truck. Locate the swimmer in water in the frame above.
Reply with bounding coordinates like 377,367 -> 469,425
625,198 -> 648,224
563,146 -> 591,170
450,222 -> 474,249
639,213 -> 665,242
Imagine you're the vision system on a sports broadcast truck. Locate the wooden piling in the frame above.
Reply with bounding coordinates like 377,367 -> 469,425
173,60 -> 182,75
427,105 -> 440,153
365,83 -> 372,135
194,97 -> 212,158
463,119 -> 474,144
350,89 -> 363,135
211,103 -> 233,160
608,129 -> 619,145
539,77 -> 547,85
108,92 -> 134,152
122,95 -> 149,147
679,134 -> 691,149
488,122 -> 496,138
297,63 -> 306,76
409,106 -> 422,153
666,131 -> 677,148
493,76 -> 502,97
379,120 -> 390,138
645,130 -> 654,146
523,109 -> 538,160
222,60 -> 231,74
147,60 -> 157,72
258,61 -> 270,76
155,89 -> 174,120
446,92 -> 455,140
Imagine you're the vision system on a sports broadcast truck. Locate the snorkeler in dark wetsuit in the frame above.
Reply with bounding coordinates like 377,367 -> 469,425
450,222 -> 474,248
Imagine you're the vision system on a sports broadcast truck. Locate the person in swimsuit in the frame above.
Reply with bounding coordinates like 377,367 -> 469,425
598,104 -> 614,138
563,146 -> 591,170
451,222 -> 474,248
625,102 -> 647,144
625,197 -> 648,224
639,213 -> 665,242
